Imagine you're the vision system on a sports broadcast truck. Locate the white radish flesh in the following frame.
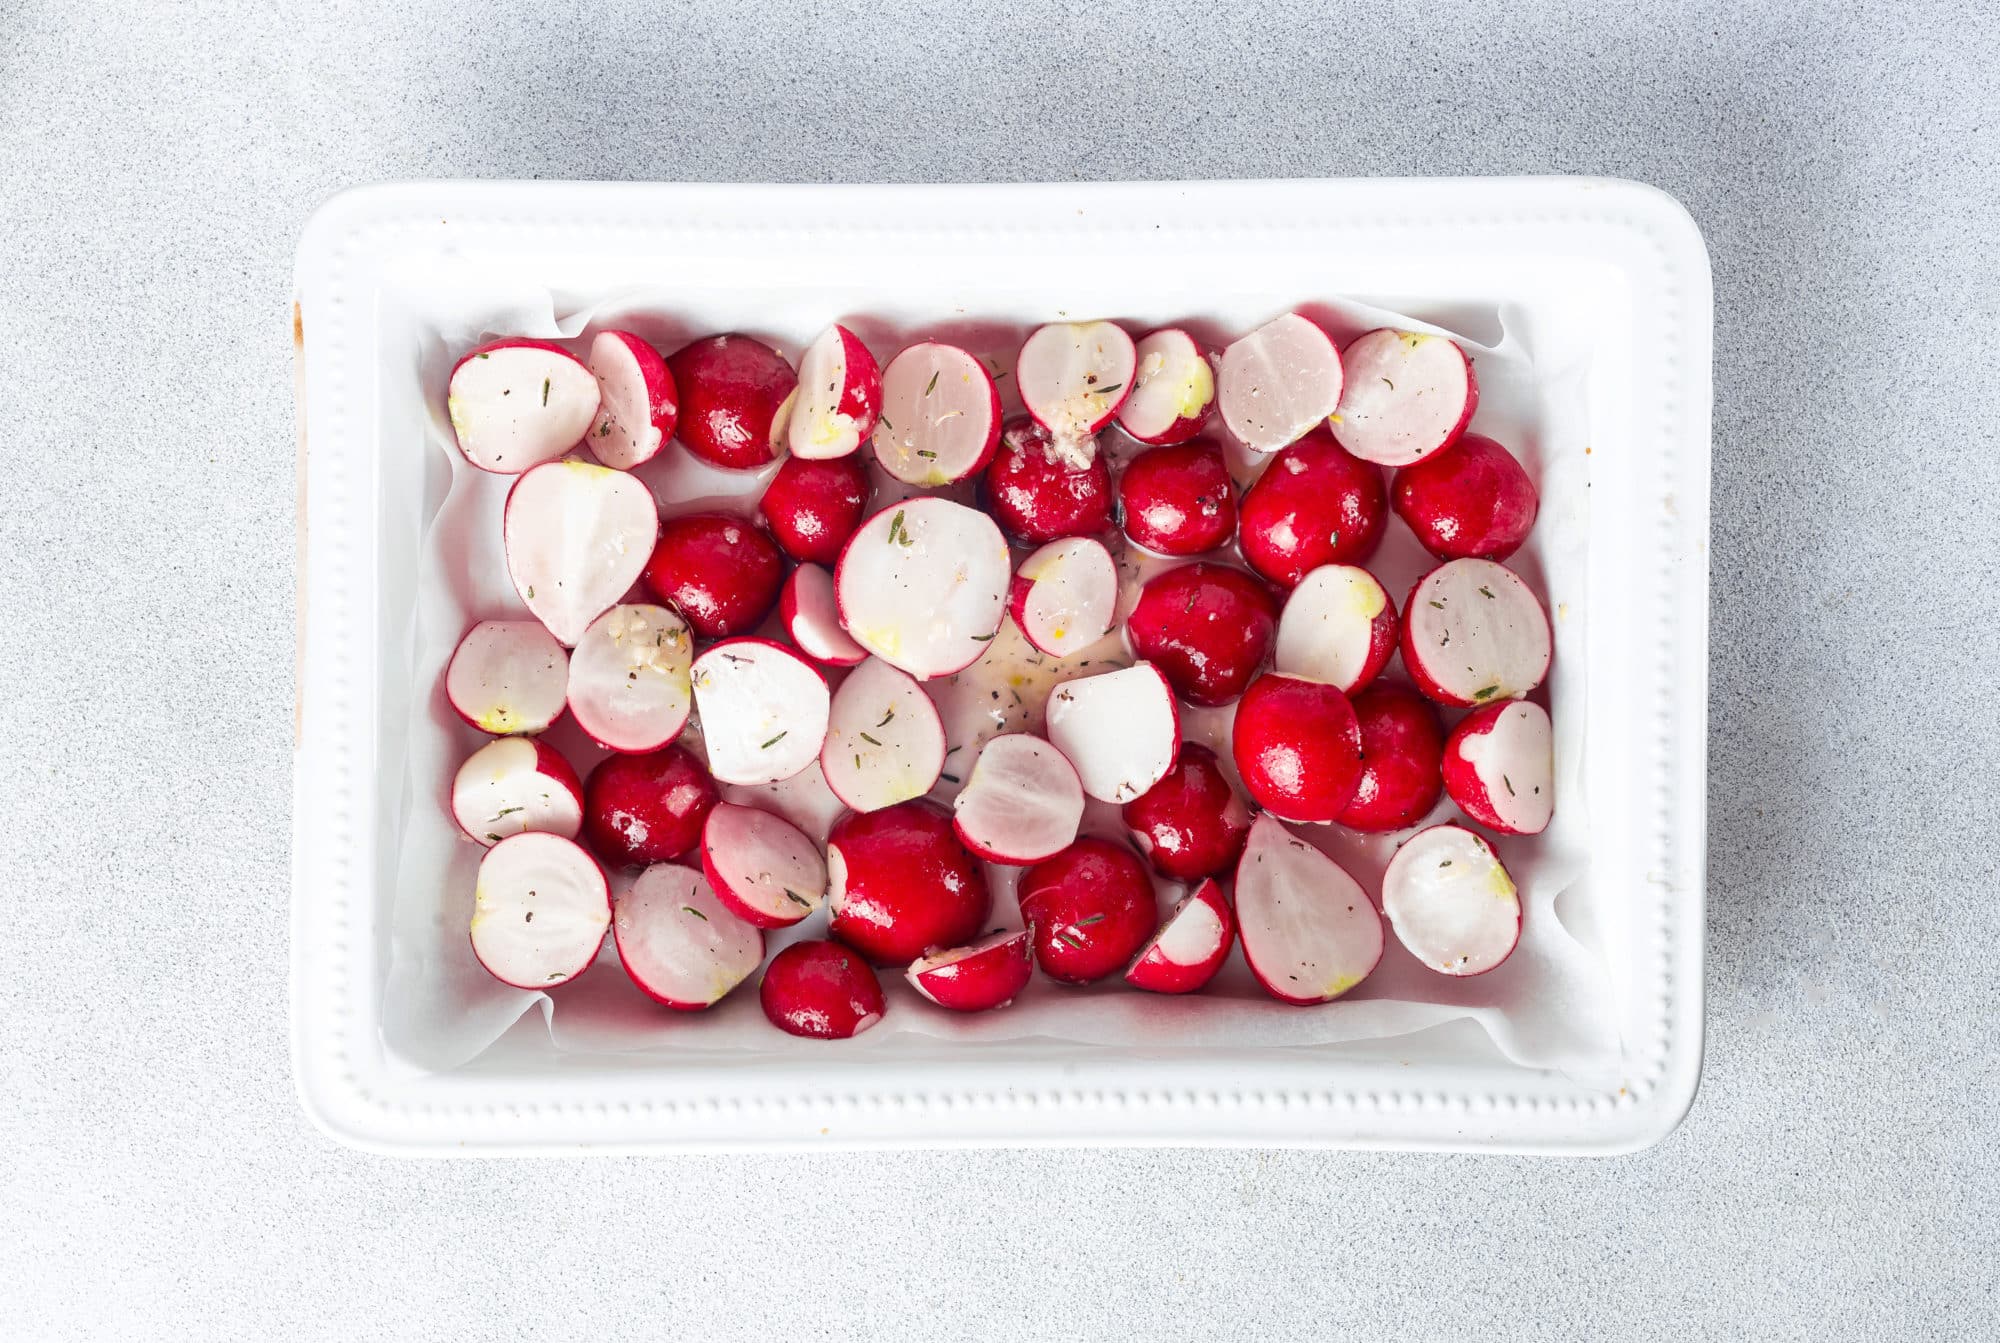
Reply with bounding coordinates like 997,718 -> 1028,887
447,341 -> 601,474
1016,321 -> 1137,466
566,604 -> 692,752
469,832 -> 609,989
1380,824 -> 1521,976
789,324 -> 880,460
873,343 -> 1000,484
452,737 -> 584,847
1448,701 -> 1554,835
1125,878 -> 1234,994
445,620 -> 569,734
1116,328 -> 1215,445
1043,663 -> 1180,804
1236,814 -> 1383,1004
1217,314 -> 1344,453
1329,329 -> 1475,466
612,863 -> 764,1009
781,565 -> 868,667
1402,559 -> 1551,706
700,802 -> 828,927
503,461 -> 659,646
585,331 -> 673,470
821,657 -> 948,812
834,499 -> 1009,679
1273,565 -> 1393,694
950,733 -> 1085,863
690,639 -> 831,786
1009,537 -> 1117,659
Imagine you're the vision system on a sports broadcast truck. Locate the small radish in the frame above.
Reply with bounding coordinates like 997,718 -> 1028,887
1124,878 -> 1233,995
468,832 -> 610,989
565,604 -> 693,753
1016,320 -> 1137,465
983,416 -> 1114,543
445,620 -> 569,735
907,929 -> 1034,1012
1231,673 -> 1364,822
1006,537 -> 1118,658
585,330 -> 677,470
1120,743 -> 1252,882
581,743 -> 720,868
833,499 -> 1009,679
451,736 -> 584,846
761,452 -> 871,566
666,333 -> 797,470
1235,814 -> 1382,1004
788,324 -> 882,460
1043,663 -> 1180,804
1391,433 -> 1539,562
1272,564 -> 1398,696
760,940 -> 886,1038
1338,684 -> 1445,833
1328,328 -> 1478,466
504,461 -> 659,646
821,656 -> 947,812
951,733 -> 1085,864
1399,559 -> 1552,707
1217,313 -> 1343,453
1442,700 -> 1553,836
1124,563 -> 1278,707
642,512 -> 784,639
1116,327 -> 1215,446
1117,438 -> 1236,556
691,638 -> 831,787
1380,823 -> 1521,976
699,801 -> 828,927
1017,837 -> 1158,984
613,862 -> 764,1009
826,800 -> 991,965
872,342 -> 1002,484
446,338 -> 600,474
780,565 -> 868,668
1238,427 -> 1387,588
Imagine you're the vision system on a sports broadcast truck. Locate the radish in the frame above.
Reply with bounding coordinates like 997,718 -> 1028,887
1442,699 -> 1553,836
951,733 -> 1084,864
503,461 -> 659,646
1235,814 -> 1383,1004
1115,327 -> 1215,446
907,928 -> 1034,1012
1043,663 -> 1179,804
1399,559 -> 1552,707
613,862 -> 764,1009
1016,320 -> 1137,465
642,512 -> 784,640
1006,537 -> 1118,658
760,940 -> 886,1038
1329,328 -> 1477,466
565,604 -> 693,753
1338,683 -> 1445,833
1391,433 -> 1539,562
780,565 -> 868,668
585,330 -> 677,470
1124,878 -> 1233,995
1231,673 -> 1363,823
788,324 -> 882,460
1237,427 -> 1387,588
1117,438 -> 1236,556
665,333 -> 797,471
1017,837 -> 1158,985
872,342 -> 1002,484
699,801 -> 828,927
468,832 -> 610,989
820,656 -> 947,812
690,638 -> 831,787
1380,823 -> 1521,976
761,452 -> 871,566
982,416 -> 1114,543
1124,563 -> 1279,707
1217,314 -> 1343,453
446,337 -> 600,474
445,620 -> 569,735
581,743 -> 720,869
826,800 -> 991,965
451,736 -> 584,847
1120,743 -> 1252,882
1273,564 -> 1398,696
833,498 -> 1009,679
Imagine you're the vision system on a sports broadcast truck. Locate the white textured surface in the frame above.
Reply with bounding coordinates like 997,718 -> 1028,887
0,0 -> 1994,1337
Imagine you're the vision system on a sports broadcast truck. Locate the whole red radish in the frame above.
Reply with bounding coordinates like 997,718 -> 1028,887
907,929 -> 1034,1012
826,800 -> 992,965
1124,878 -> 1234,995
760,940 -> 887,1038
643,512 -> 784,639
667,333 -> 797,470
1330,328 -> 1478,466
445,619 -> 569,735
581,743 -> 720,869
1017,837 -> 1158,984
1235,814 -> 1382,1004
447,337 -> 601,474
761,453 -> 871,566
1380,823 -> 1521,976
1117,438 -> 1237,556
1391,434 -> 1539,561
1337,684 -> 1445,833
1237,427 -> 1387,588
614,863 -> 765,1010
585,330 -> 678,470
1216,313 -> 1343,453
1116,328 -> 1215,446
788,324 -> 882,461
1124,563 -> 1278,707
1441,699 -> 1553,836
1272,565 -> 1399,696
1399,559 -> 1551,707
983,416 -> 1115,543
468,832 -> 610,989
1120,743 -> 1252,882
452,736 -> 585,847
1231,673 -> 1364,822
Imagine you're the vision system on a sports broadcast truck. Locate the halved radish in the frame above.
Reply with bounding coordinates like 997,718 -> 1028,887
1273,565 -> 1398,696
565,604 -> 692,753
1338,684 -> 1445,833
1442,700 -> 1553,836
826,800 -> 991,965
1399,559 -> 1551,707
788,324 -> 882,460
1217,314 -> 1343,453
1329,328 -> 1477,466
581,743 -> 719,869
468,832 -> 609,989
1116,328 -> 1215,445
780,564 -> 868,667
1043,663 -> 1179,803
700,801 -> 828,927
1017,837 -> 1158,984
612,862 -> 764,1010
503,461 -> 659,646
907,928 -> 1034,1012
666,333 -> 797,471
1391,433 -> 1539,562
585,330 -> 677,470
690,638 -> 830,786
1380,823 -> 1521,976
760,940 -> 886,1038
983,416 -> 1114,543
1124,563 -> 1278,707
1231,673 -> 1363,823
1235,814 -> 1382,1004
1117,437 -> 1236,556
1006,537 -> 1117,658
1237,427 -> 1388,588
821,657 -> 947,812
951,733 -> 1084,864
1016,320 -> 1136,465
833,498 -> 1009,679
1120,743 -> 1252,881
872,342 -> 1002,484
1124,878 -> 1233,995
761,452 -> 871,566
446,338 -> 600,474
642,512 -> 784,639
452,736 -> 584,847
445,620 -> 569,734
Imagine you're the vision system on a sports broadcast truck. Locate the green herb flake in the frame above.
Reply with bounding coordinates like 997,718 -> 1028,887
969,632 -> 996,642
682,905 -> 707,921
1473,685 -> 1500,701
916,449 -> 938,459
1478,586 -> 1496,599
1428,599 -> 1445,610
493,806 -> 524,818
784,889 -> 813,909
859,732 -> 883,746
1095,382 -> 1123,396
1503,774 -> 1516,796
879,413 -> 893,431
542,378 -> 550,406
877,708 -> 895,727
760,731 -> 789,749
939,773 -> 960,784
924,370 -> 940,397
1079,914 -> 1105,926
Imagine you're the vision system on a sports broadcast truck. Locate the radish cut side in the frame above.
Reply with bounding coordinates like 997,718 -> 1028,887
789,324 -> 882,460
1217,314 -> 1344,453
951,733 -> 1085,863
1401,558 -> 1551,706
1330,329 -> 1476,466
872,343 -> 1001,484
834,498 -> 1009,679
1116,328 -> 1215,445
690,638 -> 831,786
780,565 -> 868,667
586,330 -> 676,470
566,604 -> 692,752
1236,814 -> 1383,1004
1044,663 -> 1180,803
446,620 -> 569,734
1016,321 -> 1137,466
700,802 -> 828,928
821,657 -> 948,812
907,928 -> 1035,1012
1273,565 -> 1397,695
612,862 -> 764,1009
1380,823 -> 1521,975
503,461 -> 659,646
1125,878 -> 1234,995
469,832 -> 609,989
1444,700 -> 1554,835
447,339 -> 601,474
1007,537 -> 1117,658
452,737 -> 584,846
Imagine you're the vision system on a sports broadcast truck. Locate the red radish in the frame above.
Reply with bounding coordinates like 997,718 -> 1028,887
1380,823 -> 1521,976
788,324 -> 882,460
1016,320 -> 1137,465
451,736 -> 585,846
1442,699 -> 1553,836
760,452 -> 871,566
1006,537 -> 1118,658
565,604 -> 692,753
1338,684 -> 1445,833
1329,328 -> 1478,466
1235,814 -> 1382,1003
468,832 -> 609,989
1231,673 -> 1364,822
1273,564 -> 1398,696
1399,559 -> 1552,707
872,342 -> 1002,484
1124,563 -> 1279,707
613,862 -> 764,1009
982,416 -> 1114,543
1017,837 -> 1158,984
1237,427 -> 1387,588
581,743 -> 720,869
951,733 -> 1085,864
833,498 -> 1009,679
780,565 -> 868,667
642,512 -> 784,640
821,656 -> 947,812
446,338 -> 600,474
1120,743 -> 1252,881
826,800 -> 991,965
699,801 -> 828,927
1391,433 -> 1539,562
1116,328 -> 1215,445
1124,878 -> 1233,995
690,638 -> 830,786
907,929 -> 1034,1012
666,333 -> 797,471
1043,663 -> 1180,804
503,461 -> 658,646
760,940 -> 886,1038
1117,438 -> 1237,556
585,330 -> 677,470
445,620 -> 569,735
1217,314 -> 1343,453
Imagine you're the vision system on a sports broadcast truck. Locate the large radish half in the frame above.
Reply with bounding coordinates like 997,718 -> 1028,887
700,801 -> 828,927
789,324 -> 882,460
468,832 -> 610,989
1273,564 -> 1399,696
1124,878 -> 1234,995
780,564 -> 868,668
1235,814 -> 1382,1004
447,338 -> 600,474
907,928 -> 1034,1012
1116,328 -> 1215,446
612,862 -> 764,1010
690,638 -> 831,785
1400,559 -> 1551,707
503,461 -> 659,646
872,342 -> 1001,484
452,736 -> 585,847
1217,314 -> 1344,453
821,656 -> 947,812
1006,537 -> 1117,658
565,604 -> 692,752
1442,700 -> 1553,836
1016,320 -> 1137,466
1380,823 -> 1521,976
1329,328 -> 1477,466
834,498 -> 1009,679
445,620 -> 569,734
1043,663 -> 1180,803
950,732 -> 1084,864
585,330 -> 677,470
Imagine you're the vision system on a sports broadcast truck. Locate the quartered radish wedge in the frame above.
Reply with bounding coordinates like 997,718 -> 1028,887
1217,314 -> 1344,453
1235,814 -> 1382,1004
585,330 -> 677,470
1380,823 -> 1521,976
452,737 -> 584,847
565,604 -> 692,752
503,460 -> 659,646
1016,320 -> 1137,466
1124,878 -> 1234,995
834,499 -> 1009,679
445,620 -> 569,734
1442,700 -> 1553,836
1399,559 -> 1551,707
1006,537 -> 1117,658
1043,663 -> 1180,803
1329,328 -> 1477,466
612,862 -> 764,1010
788,324 -> 882,460
951,732 -> 1085,864
821,656 -> 947,812
1273,565 -> 1399,696
1116,328 -> 1215,445
907,928 -> 1034,1012
469,832 -> 610,989
781,564 -> 868,667
872,342 -> 1001,484
690,638 -> 831,786
761,940 -> 886,1038
700,801 -> 828,928
447,338 -> 601,474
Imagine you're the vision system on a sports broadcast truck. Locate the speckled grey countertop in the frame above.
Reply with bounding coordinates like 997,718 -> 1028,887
2,1 -> 1995,1338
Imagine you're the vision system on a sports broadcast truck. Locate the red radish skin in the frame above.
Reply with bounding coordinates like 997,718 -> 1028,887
1117,438 -> 1237,556
826,800 -> 992,965
1380,823 -> 1521,976
760,940 -> 886,1038
951,733 -> 1085,864
691,638 -> 831,787
1016,321 -> 1137,466
788,324 -> 882,461
1338,684 -> 1446,833
1043,663 -> 1181,804
1217,314 -> 1344,453
1124,563 -> 1279,707
446,338 -> 601,474
581,743 -> 720,869
1116,328 -> 1216,446
1272,565 -> 1399,696
1442,700 -> 1554,836
907,929 -> 1034,1012
833,498 -> 1009,680
1017,838 -> 1159,985
983,417 -> 1115,544
761,453 -> 871,566
445,620 -> 569,735
700,802 -> 828,927
1391,434 -> 1540,562
565,604 -> 693,753
1006,537 -> 1118,659
820,656 -> 947,812
585,330 -> 678,470
1235,814 -> 1383,1004
1120,743 -> 1252,882
468,832 -> 610,989
1124,878 -> 1233,995
780,565 -> 868,668
1238,427 -> 1388,588
642,512 -> 784,640
451,737 -> 585,847
504,461 -> 659,646
1329,328 -> 1478,466
666,334 -> 797,471
1232,673 -> 1364,823
614,863 -> 765,1010
872,342 -> 1002,484
1399,559 -> 1552,707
